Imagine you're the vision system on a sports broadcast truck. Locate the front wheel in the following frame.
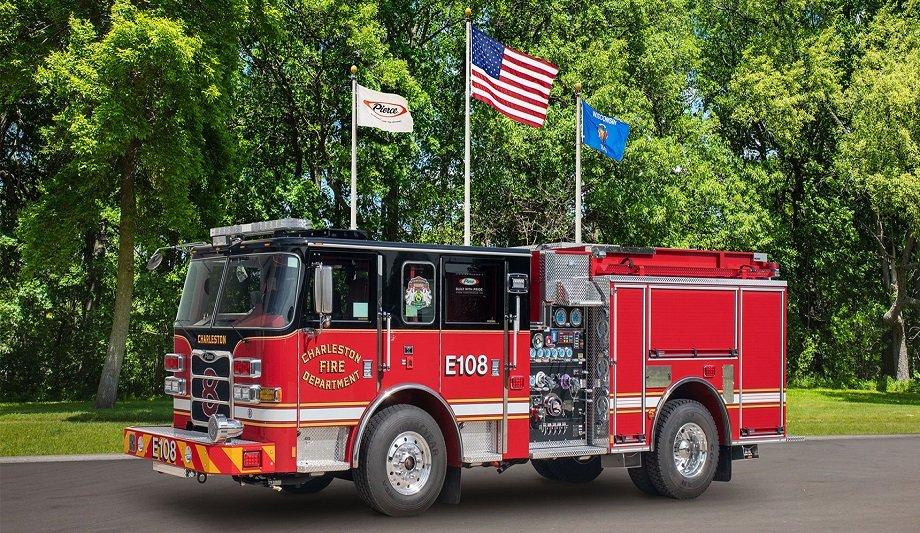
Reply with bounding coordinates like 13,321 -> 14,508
353,405 -> 447,516
644,399 -> 719,499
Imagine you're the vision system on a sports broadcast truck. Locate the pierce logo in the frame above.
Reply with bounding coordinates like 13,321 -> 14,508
460,277 -> 479,286
363,100 -> 408,120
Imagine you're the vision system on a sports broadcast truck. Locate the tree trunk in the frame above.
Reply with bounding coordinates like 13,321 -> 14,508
94,140 -> 139,409
891,318 -> 910,381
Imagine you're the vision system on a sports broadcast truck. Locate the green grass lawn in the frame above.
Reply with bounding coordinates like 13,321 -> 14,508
786,388 -> 920,436
0,399 -> 171,456
1,389 -> 918,456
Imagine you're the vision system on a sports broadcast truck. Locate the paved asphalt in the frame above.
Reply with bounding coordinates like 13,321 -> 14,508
2,436 -> 918,532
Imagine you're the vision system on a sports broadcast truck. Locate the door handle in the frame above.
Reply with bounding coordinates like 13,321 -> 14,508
382,312 -> 392,371
510,296 -> 520,370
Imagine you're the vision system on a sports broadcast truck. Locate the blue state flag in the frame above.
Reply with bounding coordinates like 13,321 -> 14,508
581,100 -> 630,161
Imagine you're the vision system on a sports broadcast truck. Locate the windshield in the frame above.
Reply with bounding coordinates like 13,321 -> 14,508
175,253 -> 302,329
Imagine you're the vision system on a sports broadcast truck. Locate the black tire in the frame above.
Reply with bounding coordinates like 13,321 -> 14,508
627,460 -> 659,495
280,473 -> 334,494
354,405 -> 447,516
645,399 -> 719,499
548,456 -> 603,483
531,459 -> 560,480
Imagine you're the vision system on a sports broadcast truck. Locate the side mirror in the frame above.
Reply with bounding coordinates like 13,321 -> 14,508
314,265 -> 333,316
146,251 -> 164,272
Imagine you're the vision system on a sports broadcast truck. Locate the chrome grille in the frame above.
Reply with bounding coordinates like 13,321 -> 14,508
190,349 -> 232,427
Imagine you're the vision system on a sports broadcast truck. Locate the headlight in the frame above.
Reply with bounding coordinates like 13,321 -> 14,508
233,384 -> 281,404
164,377 -> 186,396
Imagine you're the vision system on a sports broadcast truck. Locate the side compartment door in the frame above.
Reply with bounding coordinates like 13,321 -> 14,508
739,289 -> 785,440
440,257 -> 507,462
610,284 -> 648,450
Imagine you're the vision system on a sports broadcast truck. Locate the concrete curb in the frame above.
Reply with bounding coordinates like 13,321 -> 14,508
789,433 -> 920,442
2,433 -> 918,464
0,453 -> 138,464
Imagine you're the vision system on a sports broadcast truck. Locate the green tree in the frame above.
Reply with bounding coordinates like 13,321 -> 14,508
235,0 -> 427,236
838,5 -> 920,381
22,1 -> 239,407
693,0 -> 890,382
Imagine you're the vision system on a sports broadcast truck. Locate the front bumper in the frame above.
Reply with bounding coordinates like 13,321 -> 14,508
124,426 -> 276,475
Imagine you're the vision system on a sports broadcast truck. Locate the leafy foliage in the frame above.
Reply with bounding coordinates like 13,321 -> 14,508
0,0 -> 918,401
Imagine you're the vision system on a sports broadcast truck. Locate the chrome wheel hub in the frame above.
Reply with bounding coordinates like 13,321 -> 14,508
387,431 -> 431,495
672,422 -> 708,478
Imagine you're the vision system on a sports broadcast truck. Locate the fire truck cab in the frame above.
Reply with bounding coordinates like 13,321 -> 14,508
125,218 -> 786,516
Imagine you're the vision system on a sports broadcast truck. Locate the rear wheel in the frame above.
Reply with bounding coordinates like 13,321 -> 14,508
354,405 -> 447,516
644,399 -> 719,499
531,459 -> 559,480
280,473 -> 334,494
548,456 -> 603,483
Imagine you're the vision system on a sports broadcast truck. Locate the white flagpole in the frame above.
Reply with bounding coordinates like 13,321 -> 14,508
350,65 -> 358,230
575,82 -> 582,244
463,7 -> 472,246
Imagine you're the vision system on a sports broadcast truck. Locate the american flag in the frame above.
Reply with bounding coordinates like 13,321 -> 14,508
471,27 -> 558,128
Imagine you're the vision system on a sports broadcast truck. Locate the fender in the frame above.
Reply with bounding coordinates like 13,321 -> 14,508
350,383 -> 462,468
649,377 -> 731,451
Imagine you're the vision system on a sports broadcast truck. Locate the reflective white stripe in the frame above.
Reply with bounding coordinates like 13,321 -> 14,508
612,396 -> 661,409
744,392 -> 784,403
509,401 -> 530,415
451,402 -> 529,417
207,400 -> 539,424
451,403 -> 501,416
230,406 -> 365,423
173,398 -> 191,411
299,406 -> 366,421
234,407 -> 298,422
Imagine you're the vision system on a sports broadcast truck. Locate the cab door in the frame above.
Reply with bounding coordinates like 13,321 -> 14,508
299,251 -> 379,428
379,257 -> 441,394
439,257 -> 507,462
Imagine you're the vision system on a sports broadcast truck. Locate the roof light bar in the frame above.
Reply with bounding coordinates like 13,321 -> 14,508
210,218 -> 312,247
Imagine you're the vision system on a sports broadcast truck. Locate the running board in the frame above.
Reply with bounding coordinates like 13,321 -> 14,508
462,453 -> 503,464
530,445 -> 607,460
296,459 -> 350,474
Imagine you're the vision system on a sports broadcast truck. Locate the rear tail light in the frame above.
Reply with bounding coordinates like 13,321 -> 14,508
233,358 -> 262,378
164,353 -> 184,372
233,384 -> 281,404
242,450 -> 261,468
164,376 -> 186,396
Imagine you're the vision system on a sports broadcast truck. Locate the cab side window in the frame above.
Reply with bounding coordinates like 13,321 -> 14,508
402,262 -> 435,325
444,259 -> 502,326
307,253 -> 374,324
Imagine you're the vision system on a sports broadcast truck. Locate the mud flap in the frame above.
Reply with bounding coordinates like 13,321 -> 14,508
438,466 -> 462,504
714,445 -> 732,482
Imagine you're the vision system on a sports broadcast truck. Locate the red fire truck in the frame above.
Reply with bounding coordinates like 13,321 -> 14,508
125,218 -> 786,516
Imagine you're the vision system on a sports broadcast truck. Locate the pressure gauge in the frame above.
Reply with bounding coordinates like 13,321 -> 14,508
569,308 -> 583,327
532,332 -> 545,349
553,308 -> 568,327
